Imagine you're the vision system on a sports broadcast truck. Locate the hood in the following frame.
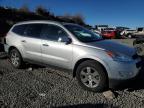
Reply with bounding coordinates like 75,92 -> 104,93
86,40 -> 136,57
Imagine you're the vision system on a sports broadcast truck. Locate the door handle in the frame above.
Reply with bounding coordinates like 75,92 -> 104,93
21,40 -> 26,43
42,44 -> 49,46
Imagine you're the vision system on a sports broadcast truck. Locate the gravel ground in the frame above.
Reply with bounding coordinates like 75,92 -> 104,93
0,39 -> 144,108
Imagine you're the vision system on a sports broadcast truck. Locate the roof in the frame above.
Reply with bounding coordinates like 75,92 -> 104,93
14,20 -> 80,27
15,20 -> 62,25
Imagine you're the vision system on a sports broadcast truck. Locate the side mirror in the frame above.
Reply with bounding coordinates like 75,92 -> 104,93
58,37 -> 72,44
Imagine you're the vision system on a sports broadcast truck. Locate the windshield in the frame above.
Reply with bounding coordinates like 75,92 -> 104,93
64,24 -> 102,42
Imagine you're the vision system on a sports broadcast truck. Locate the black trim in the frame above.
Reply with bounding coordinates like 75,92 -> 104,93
109,59 -> 144,89
0,43 -> 4,52
109,78 -> 136,89
136,60 -> 144,68
109,69 -> 142,89
132,53 -> 139,59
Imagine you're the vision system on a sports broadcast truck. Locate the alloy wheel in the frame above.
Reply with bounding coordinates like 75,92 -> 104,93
10,51 -> 20,67
80,67 -> 100,88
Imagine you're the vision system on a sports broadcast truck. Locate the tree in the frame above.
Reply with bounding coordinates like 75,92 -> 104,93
19,5 -> 29,13
62,13 -> 85,25
63,13 -> 72,19
72,13 -> 85,25
35,5 -> 50,16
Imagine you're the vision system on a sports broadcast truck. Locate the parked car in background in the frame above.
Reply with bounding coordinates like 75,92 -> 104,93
95,25 -> 108,32
93,29 -> 101,35
4,21 -> 142,92
115,27 -> 130,39
90,28 -> 101,35
132,27 -> 144,38
120,29 -> 136,38
101,28 -> 116,39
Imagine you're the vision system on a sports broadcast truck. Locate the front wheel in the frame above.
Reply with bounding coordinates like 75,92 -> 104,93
9,49 -> 24,69
76,60 -> 107,92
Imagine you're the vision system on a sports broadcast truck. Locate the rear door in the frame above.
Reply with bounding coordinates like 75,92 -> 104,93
41,24 -> 73,69
21,23 -> 43,62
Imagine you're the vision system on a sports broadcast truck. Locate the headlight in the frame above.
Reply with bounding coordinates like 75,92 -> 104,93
106,51 -> 133,62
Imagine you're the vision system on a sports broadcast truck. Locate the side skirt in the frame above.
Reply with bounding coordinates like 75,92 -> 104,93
23,58 -> 73,75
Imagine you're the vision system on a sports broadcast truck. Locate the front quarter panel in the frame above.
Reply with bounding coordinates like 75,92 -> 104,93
72,44 -> 111,76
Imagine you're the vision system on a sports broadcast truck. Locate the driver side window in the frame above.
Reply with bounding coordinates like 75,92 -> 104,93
41,24 -> 68,42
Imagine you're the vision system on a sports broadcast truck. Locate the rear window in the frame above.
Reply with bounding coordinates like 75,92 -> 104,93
12,24 -> 27,35
23,24 -> 43,38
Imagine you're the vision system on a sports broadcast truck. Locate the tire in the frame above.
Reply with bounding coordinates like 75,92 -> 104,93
76,60 -> 107,92
9,49 -> 24,69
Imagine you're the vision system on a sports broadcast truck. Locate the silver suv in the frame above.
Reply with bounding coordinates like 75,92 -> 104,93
4,21 -> 142,92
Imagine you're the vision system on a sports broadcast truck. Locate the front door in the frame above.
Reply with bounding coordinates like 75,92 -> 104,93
41,24 -> 73,69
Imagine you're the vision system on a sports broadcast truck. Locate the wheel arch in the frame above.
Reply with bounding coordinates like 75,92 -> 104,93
8,46 -> 19,54
8,46 -> 23,59
73,58 -> 109,79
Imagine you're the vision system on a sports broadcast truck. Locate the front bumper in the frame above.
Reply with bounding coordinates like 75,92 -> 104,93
109,59 -> 144,89
109,77 -> 136,89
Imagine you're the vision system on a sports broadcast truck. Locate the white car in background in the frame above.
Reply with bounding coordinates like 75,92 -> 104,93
121,29 -> 136,38
122,28 -> 144,38
133,28 -> 144,37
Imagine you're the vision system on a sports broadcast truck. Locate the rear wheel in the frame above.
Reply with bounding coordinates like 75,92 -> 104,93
9,49 -> 24,68
76,60 -> 107,92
